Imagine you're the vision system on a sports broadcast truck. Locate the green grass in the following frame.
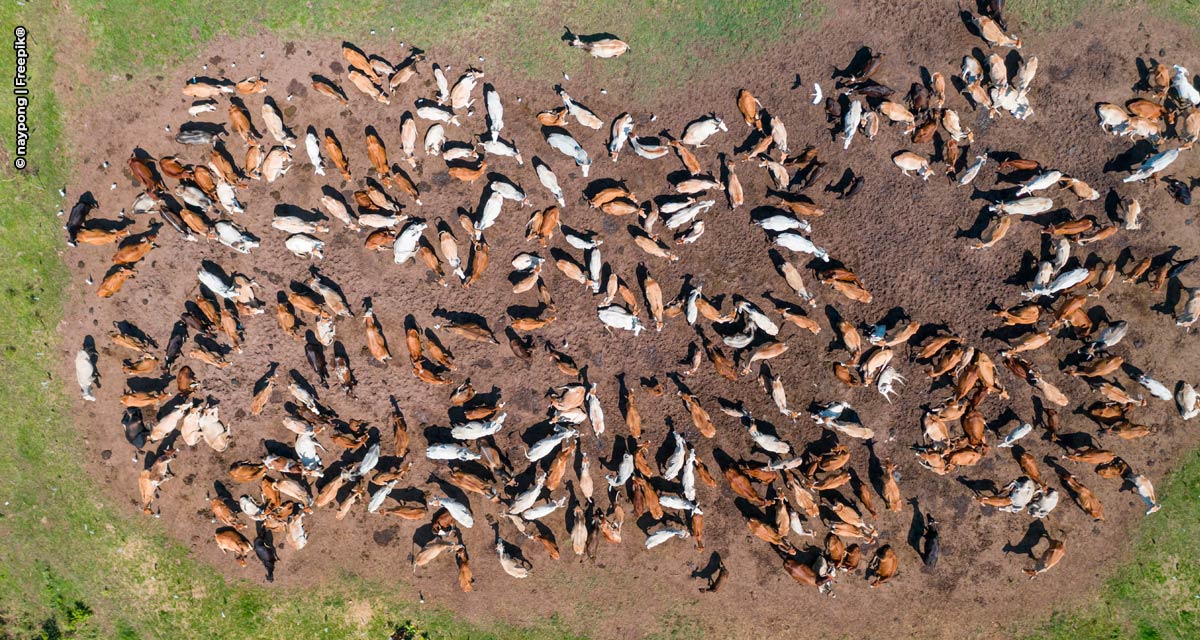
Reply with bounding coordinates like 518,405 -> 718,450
1148,0 -> 1200,30
1010,0 -> 1200,33
70,0 -> 500,74
3,0 -> 1200,638
1026,445 -> 1200,640
71,0 -> 825,101
644,601 -> 706,640
1007,0 -> 1119,31
503,0 -> 825,99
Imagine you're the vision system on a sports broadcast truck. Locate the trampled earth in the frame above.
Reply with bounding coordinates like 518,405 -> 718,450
58,2 -> 1200,638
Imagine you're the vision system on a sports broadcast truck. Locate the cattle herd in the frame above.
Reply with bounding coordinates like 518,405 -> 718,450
65,2 -> 1200,598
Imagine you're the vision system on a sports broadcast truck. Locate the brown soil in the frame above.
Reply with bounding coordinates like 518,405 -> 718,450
58,2 -> 1200,638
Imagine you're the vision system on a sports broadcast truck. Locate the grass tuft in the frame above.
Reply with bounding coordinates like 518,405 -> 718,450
1010,0 -> 1200,35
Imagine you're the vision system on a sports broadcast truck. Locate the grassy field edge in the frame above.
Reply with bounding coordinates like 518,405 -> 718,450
0,1 -> 1197,638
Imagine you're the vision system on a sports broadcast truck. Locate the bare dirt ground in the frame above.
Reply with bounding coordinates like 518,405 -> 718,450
57,2 -> 1200,638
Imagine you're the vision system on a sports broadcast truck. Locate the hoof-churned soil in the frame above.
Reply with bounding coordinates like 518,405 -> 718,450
61,2 -> 1200,638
